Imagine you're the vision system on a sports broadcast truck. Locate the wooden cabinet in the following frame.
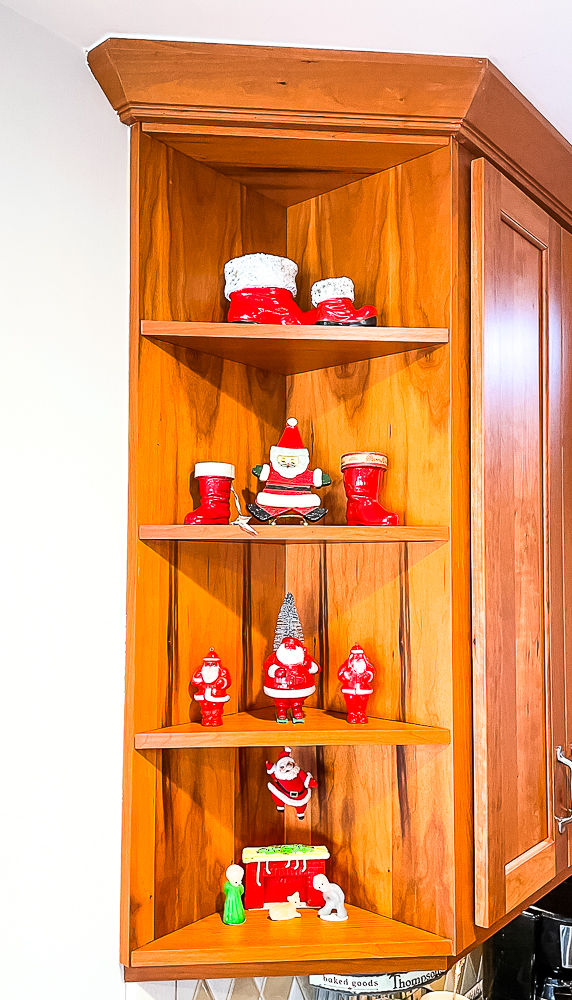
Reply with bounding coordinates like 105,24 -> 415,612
471,159 -> 570,926
87,40 -> 572,981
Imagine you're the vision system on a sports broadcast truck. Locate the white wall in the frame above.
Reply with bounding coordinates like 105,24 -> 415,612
0,5 -> 129,997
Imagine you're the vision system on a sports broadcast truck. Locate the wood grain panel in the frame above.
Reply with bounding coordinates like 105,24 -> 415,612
288,144 -> 453,324
234,747 -> 285,859
308,746 -> 393,915
138,131 -> 286,322
392,745 -> 455,939
154,748 -> 235,937
562,230 -> 572,872
142,321 -> 449,376
505,839 -> 556,913
471,159 -> 561,927
448,139 -> 474,954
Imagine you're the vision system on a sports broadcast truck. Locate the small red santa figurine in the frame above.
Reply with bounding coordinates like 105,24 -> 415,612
338,644 -> 375,724
266,747 -> 318,820
190,648 -> 231,726
247,418 -> 331,524
264,593 -> 320,723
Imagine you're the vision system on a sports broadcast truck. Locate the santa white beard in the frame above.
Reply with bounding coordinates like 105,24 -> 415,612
274,761 -> 300,780
270,452 -> 310,478
277,643 -> 305,666
349,657 -> 368,674
202,664 -> 219,683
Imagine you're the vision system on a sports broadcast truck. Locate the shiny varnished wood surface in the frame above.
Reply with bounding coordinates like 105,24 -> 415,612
131,904 -> 452,967
88,40 -> 572,228
135,707 -> 451,748
471,159 -> 565,927
88,40 -> 484,124
287,146 -> 458,944
139,525 -> 449,542
142,321 -> 449,375
139,131 -> 286,323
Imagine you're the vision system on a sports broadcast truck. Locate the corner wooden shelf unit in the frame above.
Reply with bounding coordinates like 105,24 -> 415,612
135,707 -> 451,749
142,320 -> 449,375
139,525 -> 449,543
130,906 -> 452,971
89,38 -> 572,982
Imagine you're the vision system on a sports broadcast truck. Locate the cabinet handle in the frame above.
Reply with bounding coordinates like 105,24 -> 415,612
555,746 -> 572,834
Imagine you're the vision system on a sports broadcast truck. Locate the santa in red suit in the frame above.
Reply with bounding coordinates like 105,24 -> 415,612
264,635 -> 320,723
247,418 -> 331,523
190,648 -> 231,726
338,644 -> 375,724
266,747 -> 318,820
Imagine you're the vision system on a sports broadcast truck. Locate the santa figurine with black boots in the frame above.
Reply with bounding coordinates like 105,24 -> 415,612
190,648 -> 231,726
341,451 -> 399,526
266,747 -> 317,819
264,592 -> 320,723
338,644 -> 375,724
247,418 -> 331,524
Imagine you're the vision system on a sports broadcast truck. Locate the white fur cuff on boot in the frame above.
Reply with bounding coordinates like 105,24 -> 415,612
224,254 -> 298,300
311,277 -> 355,306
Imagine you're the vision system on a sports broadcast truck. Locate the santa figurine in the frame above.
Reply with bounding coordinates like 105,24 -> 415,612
266,747 -> 317,820
190,647 -> 231,726
264,593 -> 320,723
338,644 -> 375,724
247,418 -> 331,524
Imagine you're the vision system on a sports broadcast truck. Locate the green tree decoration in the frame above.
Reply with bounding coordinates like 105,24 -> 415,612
273,592 -> 305,650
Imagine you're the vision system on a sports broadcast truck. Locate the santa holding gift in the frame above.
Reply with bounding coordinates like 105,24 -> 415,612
190,648 -> 231,726
266,747 -> 318,820
247,418 -> 331,524
337,644 -> 375,724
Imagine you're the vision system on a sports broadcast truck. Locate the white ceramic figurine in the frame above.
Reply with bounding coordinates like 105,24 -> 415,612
312,874 -> 348,921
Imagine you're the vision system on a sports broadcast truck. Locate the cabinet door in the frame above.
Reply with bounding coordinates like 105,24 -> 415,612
471,159 -> 567,927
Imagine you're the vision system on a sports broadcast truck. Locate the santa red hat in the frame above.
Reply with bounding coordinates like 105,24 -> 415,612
203,647 -> 221,663
266,747 -> 294,774
272,418 -> 307,457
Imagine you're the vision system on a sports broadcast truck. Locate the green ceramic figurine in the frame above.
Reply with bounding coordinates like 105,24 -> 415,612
223,863 -> 246,925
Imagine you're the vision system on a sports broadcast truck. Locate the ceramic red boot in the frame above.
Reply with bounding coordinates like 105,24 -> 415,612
341,452 -> 399,526
311,278 -> 377,326
184,462 -> 235,525
224,253 -> 316,325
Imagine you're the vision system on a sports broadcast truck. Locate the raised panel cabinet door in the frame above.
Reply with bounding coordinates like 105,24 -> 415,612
471,159 -> 567,928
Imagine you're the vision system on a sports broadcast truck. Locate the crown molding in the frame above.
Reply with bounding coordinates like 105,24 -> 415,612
87,38 -> 572,228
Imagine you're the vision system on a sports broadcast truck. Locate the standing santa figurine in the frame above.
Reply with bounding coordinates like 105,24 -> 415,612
266,747 -> 317,819
338,644 -> 375,724
190,648 -> 231,726
247,418 -> 331,524
264,593 -> 320,723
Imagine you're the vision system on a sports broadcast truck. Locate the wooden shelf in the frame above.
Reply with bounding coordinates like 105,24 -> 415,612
139,524 -> 449,543
130,904 -> 452,968
141,320 -> 449,375
135,707 -> 450,749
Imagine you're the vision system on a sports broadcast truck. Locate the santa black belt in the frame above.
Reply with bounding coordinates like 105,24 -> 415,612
265,482 -> 313,491
273,779 -> 302,799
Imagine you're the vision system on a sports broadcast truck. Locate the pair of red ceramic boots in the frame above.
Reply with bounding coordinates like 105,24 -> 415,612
184,455 -> 398,527
224,253 -> 377,326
